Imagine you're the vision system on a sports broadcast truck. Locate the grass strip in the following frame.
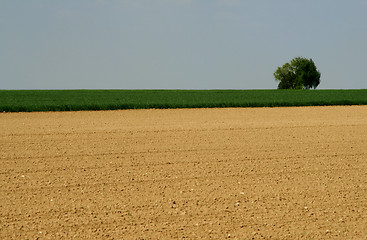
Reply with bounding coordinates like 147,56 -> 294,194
0,89 -> 366,112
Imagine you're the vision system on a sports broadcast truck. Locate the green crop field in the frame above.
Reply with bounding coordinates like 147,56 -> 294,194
0,89 -> 366,112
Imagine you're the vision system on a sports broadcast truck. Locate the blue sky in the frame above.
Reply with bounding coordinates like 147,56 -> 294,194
1,0 -> 366,89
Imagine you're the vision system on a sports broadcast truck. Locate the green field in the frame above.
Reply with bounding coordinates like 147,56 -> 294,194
0,89 -> 366,112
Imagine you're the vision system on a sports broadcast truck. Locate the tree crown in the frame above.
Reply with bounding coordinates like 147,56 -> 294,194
274,57 -> 321,89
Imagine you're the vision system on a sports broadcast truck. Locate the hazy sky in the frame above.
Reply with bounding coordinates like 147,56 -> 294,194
1,0 -> 366,89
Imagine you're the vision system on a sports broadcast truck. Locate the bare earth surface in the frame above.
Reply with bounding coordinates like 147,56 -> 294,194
1,106 -> 366,239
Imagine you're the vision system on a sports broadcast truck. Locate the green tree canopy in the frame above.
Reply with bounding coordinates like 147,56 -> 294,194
274,57 -> 321,89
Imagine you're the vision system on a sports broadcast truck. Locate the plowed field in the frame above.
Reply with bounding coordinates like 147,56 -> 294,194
1,106 -> 366,239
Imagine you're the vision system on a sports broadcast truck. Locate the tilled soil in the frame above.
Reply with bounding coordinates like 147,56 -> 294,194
1,106 -> 366,239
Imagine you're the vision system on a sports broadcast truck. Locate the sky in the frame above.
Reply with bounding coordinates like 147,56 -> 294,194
1,0 -> 366,90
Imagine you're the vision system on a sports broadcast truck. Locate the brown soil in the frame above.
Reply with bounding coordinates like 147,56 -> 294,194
1,106 -> 366,239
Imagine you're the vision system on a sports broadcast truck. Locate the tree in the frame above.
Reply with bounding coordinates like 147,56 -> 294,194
274,57 -> 321,89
